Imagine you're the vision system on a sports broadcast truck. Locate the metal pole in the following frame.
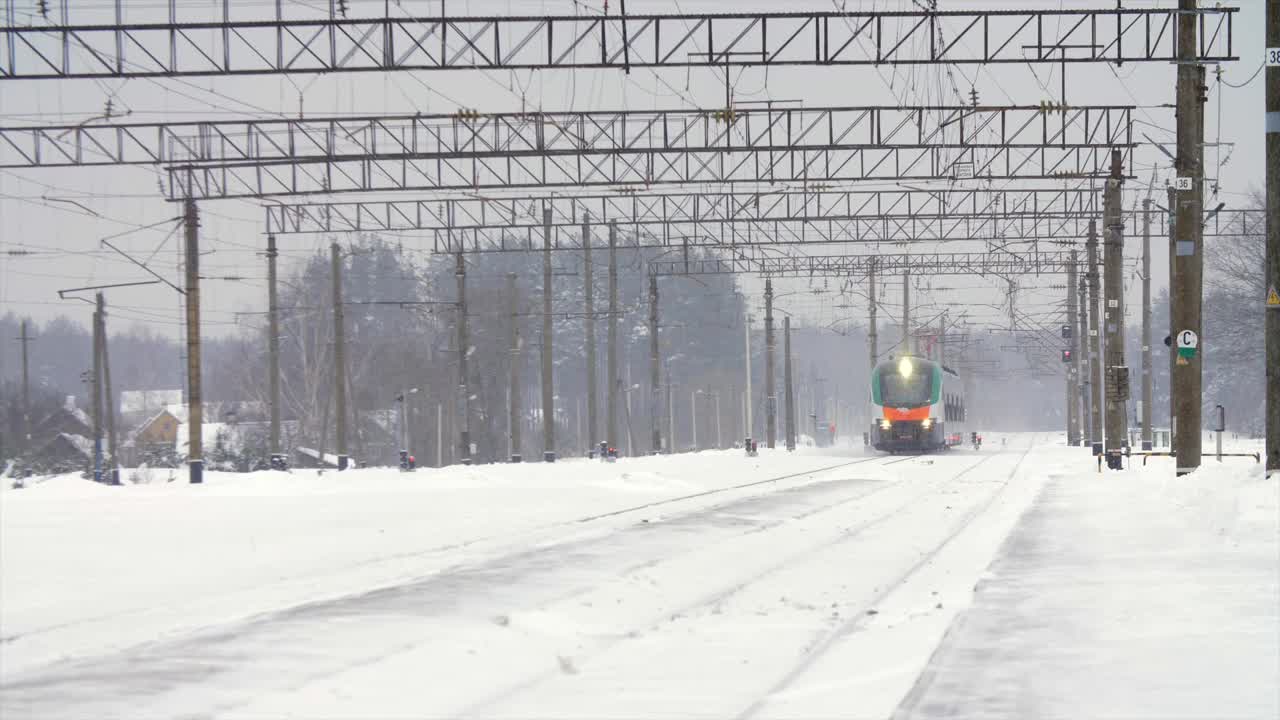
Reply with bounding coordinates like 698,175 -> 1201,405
183,198 -> 204,483
606,221 -> 619,454
1168,184 -> 1177,447
436,403 -> 443,467
902,269 -> 911,355
508,272 -> 522,462
649,275 -> 662,454
1265,0 -> 1279,476
1067,254 -> 1080,446
1172,0 -> 1206,476
1103,149 -> 1128,461
764,279 -> 776,448
542,206 -> 556,462
582,213 -> 597,450
100,295 -> 118,484
18,320 -> 30,450
455,251 -> 471,465
267,234 -> 281,461
784,315 -> 795,451
1142,198 -> 1154,451
691,388 -> 698,451
331,242 -> 349,470
1078,270 -> 1091,447
91,295 -> 104,482
868,257 -> 878,366
743,301 -> 752,443
1087,219 -> 1103,455
714,393 -> 721,449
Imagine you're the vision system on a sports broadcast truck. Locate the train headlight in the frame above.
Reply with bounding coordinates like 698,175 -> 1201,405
879,419 -> 892,430
898,356 -> 914,378
921,418 -> 933,429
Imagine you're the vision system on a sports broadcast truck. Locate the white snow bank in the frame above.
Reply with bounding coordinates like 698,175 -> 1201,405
0,447 -> 860,675
895,446 -> 1280,719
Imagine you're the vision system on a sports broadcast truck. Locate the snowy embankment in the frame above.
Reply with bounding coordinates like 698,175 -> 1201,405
0,447 -> 861,675
896,444 -> 1279,719
1,435 -> 1275,719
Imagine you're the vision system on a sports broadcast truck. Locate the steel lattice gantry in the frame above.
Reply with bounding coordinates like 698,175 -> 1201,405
260,188 -> 1261,253
0,6 -> 1237,79
649,250 -> 1084,279
263,187 -> 1099,251
0,105 -> 1136,199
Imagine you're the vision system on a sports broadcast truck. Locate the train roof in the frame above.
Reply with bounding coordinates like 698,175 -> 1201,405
873,354 -> 961,378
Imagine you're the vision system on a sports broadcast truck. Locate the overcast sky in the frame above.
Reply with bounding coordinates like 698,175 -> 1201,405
0,0 -> 1270,356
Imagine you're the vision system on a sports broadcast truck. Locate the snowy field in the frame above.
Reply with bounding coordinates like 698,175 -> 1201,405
1,434 -> 1275,719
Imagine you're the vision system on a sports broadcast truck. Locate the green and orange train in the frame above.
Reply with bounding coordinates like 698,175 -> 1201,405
869,354 -> 973,453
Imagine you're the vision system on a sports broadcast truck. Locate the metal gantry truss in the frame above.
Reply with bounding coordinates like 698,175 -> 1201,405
649,250 -> 1084,278
0,105 -> 1137,199
0,5 -> 1237,79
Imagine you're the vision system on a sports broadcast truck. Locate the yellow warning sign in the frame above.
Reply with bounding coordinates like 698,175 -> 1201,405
1268,286 -> 1280,307
1176,355 -> 1190,366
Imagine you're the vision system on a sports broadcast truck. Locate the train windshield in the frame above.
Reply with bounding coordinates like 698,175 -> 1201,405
877,362 -> 933,407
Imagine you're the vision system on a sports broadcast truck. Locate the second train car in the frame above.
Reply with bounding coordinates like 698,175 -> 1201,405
869,354 -> 970,453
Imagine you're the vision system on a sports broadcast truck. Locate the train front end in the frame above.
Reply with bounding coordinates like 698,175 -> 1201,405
870,355 -> 945,453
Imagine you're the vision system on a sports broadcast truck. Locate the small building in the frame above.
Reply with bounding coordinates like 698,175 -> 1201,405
32,396 -> 93,439
27,432 -> 93,475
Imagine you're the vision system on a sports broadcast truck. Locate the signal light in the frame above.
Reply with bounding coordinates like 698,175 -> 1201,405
1061,349 -> 1073,363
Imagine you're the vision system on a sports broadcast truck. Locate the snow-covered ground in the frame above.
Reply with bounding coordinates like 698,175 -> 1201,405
1,434 -> 1275,719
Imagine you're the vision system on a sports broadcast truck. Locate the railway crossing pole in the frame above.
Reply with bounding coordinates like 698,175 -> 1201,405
1087,220 -> 1104,455
1265,0 -> 1279,477
1067,254 -> 1081,446
1142,198 -> 1154,451
1171,0 -> 1206,476
582,214 -> 598,453
1103,149 -> 1129,467
765,279 -> 776,449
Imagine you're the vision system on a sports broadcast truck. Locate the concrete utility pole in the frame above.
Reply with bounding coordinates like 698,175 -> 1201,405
902,269 -> 911,354
649,275 -> 662,454
1167,184 -> 1177,446
98,295 -> 118,484
542,207 -> 556,462
508,272 -> 522,462
743,301 -> 752,443
183,198 -> 204,483
582,214 -> 598,451
1078,272 -> 1091,447
868,257 -> 879,367
607,221 -> 619,454
17,320 -> 31,450
784,315 -> 796,451
1172,0 -> 1206,475
455,252 -> 471,465
1087,219 -> 1103,454
1265,0 -> 1279,476
1103,149 -> 1129,462
764,279 -> 776,448
1067,254 -> 1081,446
1142,198 -> 1154,451
330,243 -> 349,470
91,295 -> 104,482
266,234 -> 281,462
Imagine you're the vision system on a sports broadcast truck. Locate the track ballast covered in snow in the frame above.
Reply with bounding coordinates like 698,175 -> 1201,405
1,434 -> 1275,719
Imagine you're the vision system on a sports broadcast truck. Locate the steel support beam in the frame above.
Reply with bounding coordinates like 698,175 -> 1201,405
648,250 -> 1087,278
0,7 -> 1236,79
